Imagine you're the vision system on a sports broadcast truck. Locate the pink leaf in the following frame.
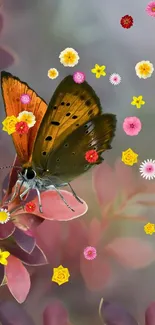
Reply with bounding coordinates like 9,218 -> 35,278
93,163 -> 118,206
5,255 -> 30,303
105,237 -> 155,269
145,302 -> 155,325
31,190 -> 88,220
0,221 -> 15,239
13,212 -> 43,231
43,300 -> 69,325
88,218 -> 102,246
80,255 -> 111,291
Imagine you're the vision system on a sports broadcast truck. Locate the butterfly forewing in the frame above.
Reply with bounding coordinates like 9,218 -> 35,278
1,71 -> 47,166
32,76 -> 102,171
37,114 -> 117,182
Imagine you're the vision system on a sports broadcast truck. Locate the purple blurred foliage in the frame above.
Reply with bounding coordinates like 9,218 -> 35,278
0,13 -> 16,70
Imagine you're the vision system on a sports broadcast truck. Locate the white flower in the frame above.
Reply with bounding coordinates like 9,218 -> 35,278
47,68 -> 59,79
139,159 -> 155,180
0,208 -> 10,224
17,111 -> 36,128
109,73 -> 121,85
135,60 -> 154,79
59,48 -> 80,67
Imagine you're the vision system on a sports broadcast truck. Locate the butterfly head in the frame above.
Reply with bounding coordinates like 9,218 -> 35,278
21,167 -> 36,181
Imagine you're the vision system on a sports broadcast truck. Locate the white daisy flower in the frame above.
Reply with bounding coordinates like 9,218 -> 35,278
109,73 -> 121,85
59,48 -> 80,67
0,208 -> 10,224
139,159 -> 155,180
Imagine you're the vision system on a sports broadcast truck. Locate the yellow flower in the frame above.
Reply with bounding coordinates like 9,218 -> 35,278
131,96 -> 145,109
135,60 -> 154,79
2,116 -> 18,135
0,209 -> 10,224
122,148 -> 138,166
144,222 -> 155,235
91,64 -> 106,78
17,111 -> 36,128
0,250 -> 10,266
47,68 -> 59,79
51,265 -> 70,286
59,48 -> 80,67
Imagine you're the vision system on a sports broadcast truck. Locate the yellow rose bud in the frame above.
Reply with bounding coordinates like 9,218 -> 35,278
51,265 -> 70,286
122,148 -> 138,166
2,116 -> 18,135
144,222 -> 155,235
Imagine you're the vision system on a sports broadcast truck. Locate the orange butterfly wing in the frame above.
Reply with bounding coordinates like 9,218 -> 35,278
1,71 -> 47,167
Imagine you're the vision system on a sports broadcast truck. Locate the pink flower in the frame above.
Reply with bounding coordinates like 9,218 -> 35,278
83,246 -> 97,260
123,116 -> 142,136
109,73 -> 121,85
20,94 -> 31,104
73,71 -> 85,84
146,1 -> 155,17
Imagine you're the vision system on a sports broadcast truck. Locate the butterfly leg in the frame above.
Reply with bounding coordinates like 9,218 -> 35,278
35,188 -> 43,213
5,180 -> 21,204
19,187 -> 30,200
67,183 -> 83,204
52,186 -> 75,212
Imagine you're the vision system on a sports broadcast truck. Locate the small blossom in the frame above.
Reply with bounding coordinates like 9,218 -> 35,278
0,249 -> 10,266
73,71 -> 86,84
109,73 -> 121,85
17,111 -> 36,128
122,148 -> 138,166
144,222 -> 155,235
25,201 -> 36,213
91,64 -> 106,78
83,246 -> 97,260
139,159 -> 155,180
120,15 -> 133,28
146,1 -> 155,17
20,94 -> 31,104
85,150 -> 99,163
2,116 -> 18,135
0,208 -> 10,224
15,121 -> 29,134
59,48 -> 80,67
135,60 -> 154,79
47,68 -> 59,79
51,265 -> 70,286
131,96 -> 145,109
123,116 -> 142,136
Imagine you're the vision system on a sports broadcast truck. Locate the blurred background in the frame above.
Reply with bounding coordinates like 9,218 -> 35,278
0,1 -> 155,324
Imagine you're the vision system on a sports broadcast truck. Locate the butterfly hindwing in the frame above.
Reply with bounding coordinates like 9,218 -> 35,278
34,114 -> 116,181
32,75 -> 102,170
1,71 -> 47,166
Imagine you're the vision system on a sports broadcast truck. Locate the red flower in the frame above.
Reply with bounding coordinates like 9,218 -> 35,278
15,121 -> 29,134
25,201 -> 36,213
120,15 -> 133,29
85,150 -> 98,163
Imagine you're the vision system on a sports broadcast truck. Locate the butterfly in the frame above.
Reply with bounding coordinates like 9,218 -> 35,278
1,71 -> 117,212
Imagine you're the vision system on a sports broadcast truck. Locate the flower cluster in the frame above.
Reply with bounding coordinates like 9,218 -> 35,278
2,111 -> 36,135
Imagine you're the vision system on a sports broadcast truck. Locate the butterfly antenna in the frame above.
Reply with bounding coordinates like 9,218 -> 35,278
0,165 -> 22,170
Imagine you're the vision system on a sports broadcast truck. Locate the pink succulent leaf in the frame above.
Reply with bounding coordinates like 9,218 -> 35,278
145,301 -> 155,325
105,237 -> 155,269
2,155 -> 21,204
99,299 -> 138,325
0,222 -> 15,239
43,300 -> 69,325
1,172 -> 9,199
88,218 -> 103,246
93,163 -> 118,206
13,227 -> 36,253
0,264 -> 4,285
80,255 -> 111,291
13,212 -> 43,232
0,301 -> 35,325
127,193 -> 155,207
0,13 -> 3,33
0,47 -> 16,69
29,190 -> 88,220
4,242 -> 47,266
5,255 -> 31,303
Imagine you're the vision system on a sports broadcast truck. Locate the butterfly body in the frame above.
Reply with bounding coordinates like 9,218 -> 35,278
1,71 -> 117,212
